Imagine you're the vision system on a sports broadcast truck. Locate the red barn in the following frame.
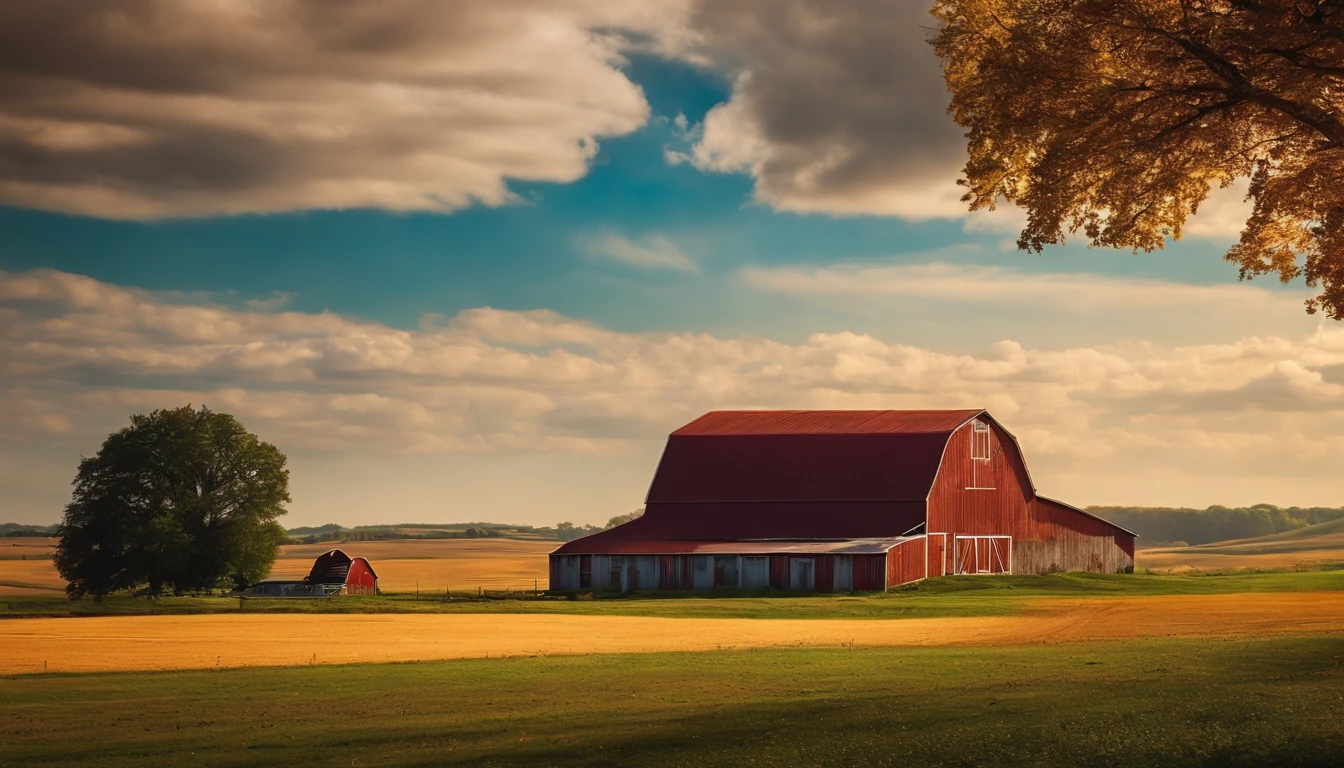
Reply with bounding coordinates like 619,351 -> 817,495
244,549 -> 379,597
550,410 -> 1135,592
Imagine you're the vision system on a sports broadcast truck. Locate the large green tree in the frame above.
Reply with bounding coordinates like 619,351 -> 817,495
933,0 -> 1344,316
55,406 -> 290,599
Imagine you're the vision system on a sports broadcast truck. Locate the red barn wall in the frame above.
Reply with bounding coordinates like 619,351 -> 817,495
885,537 -> 927,587
769,556 -> 790,589
814,555 -> 835,592
344,557 -> 378,595
926,420 -> 1033,536
928,420 -> 1135,575
852,554 -> 887,591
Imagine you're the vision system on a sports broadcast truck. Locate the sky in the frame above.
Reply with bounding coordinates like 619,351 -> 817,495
2,1 -> 1342,528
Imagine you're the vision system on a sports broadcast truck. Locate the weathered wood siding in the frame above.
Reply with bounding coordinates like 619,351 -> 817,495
928,419 -> 1135,575
549,555 -> 579,590
1016,498 -> 1135,574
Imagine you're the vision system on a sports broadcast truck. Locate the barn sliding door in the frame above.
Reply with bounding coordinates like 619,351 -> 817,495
953,536 -> 1012,575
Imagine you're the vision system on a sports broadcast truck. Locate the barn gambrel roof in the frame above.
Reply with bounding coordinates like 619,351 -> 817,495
554,409 -> 1029,555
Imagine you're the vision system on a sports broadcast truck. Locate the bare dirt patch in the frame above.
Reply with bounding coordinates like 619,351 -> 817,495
4,591 -> 1343,675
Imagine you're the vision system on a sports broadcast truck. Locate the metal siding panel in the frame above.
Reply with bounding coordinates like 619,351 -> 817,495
593,555 -> 610,587
692,555 -> 714,589
834,555 -> 853,591
741,556 -> 769,588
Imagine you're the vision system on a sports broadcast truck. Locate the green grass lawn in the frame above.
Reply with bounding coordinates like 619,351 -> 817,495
5,567 -> 1344,621
3,635 -> 1342,767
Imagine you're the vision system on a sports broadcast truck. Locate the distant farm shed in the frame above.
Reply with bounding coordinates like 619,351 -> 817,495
551,410 -> 1135,592
244,549 -> 379,597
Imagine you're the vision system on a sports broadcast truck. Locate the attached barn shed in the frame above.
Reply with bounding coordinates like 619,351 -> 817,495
551,410 -> 1135,592
244,549 -> 379,597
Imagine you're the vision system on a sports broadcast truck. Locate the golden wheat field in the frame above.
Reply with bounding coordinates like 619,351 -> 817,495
0,538 -> 556,596
3,591 -> 1343,675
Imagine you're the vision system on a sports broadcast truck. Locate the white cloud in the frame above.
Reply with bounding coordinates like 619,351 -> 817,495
584,233 -> 700,273
0,1 -> 692,219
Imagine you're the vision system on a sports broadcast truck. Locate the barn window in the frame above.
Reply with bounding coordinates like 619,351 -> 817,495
971,421 -> 991,460
967,420 -> 995,490
609,557 -> 624,587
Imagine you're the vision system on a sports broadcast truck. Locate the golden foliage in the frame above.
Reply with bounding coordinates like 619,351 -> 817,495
933,0 -> 1344,316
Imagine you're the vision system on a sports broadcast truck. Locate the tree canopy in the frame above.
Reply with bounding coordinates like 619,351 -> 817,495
933,0 -> 1344,316
55,406 -> 290,599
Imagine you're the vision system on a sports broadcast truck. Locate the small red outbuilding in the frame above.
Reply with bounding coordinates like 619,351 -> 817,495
551,409 -> 1136,592
245,548 -> 379,597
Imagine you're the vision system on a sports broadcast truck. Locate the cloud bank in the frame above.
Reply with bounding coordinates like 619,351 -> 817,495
4,270 -> 1343,500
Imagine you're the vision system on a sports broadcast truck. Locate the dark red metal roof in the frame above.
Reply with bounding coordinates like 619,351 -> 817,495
552,500 -> 927,555
673,409 -> 983,435
649,410 -> 983,505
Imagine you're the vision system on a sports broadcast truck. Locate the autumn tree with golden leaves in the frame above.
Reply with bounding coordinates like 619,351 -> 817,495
932,0 -> 1344,316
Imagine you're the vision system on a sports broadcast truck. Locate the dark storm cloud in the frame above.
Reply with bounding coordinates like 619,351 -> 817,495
0,1 -> 665,218
682,0 -> 970,217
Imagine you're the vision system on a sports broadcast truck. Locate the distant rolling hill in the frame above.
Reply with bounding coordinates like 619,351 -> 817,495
1140,517 -> 1344,570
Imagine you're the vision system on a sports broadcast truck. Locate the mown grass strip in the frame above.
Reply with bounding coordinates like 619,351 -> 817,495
5,568 -> 1344,621
2,635 -> 1342,767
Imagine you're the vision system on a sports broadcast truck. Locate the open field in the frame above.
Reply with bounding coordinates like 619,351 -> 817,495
269,538 -> 556,592
0,537 -> 558,596
9,521 -> 1344,596
4,590 -> 1344,675
3,636 -> 1343,767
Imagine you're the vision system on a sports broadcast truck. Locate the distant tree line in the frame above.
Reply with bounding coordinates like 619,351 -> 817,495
1090,504 -> 1344,547
0,523 -> 57,538
289,509 -> 646,545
